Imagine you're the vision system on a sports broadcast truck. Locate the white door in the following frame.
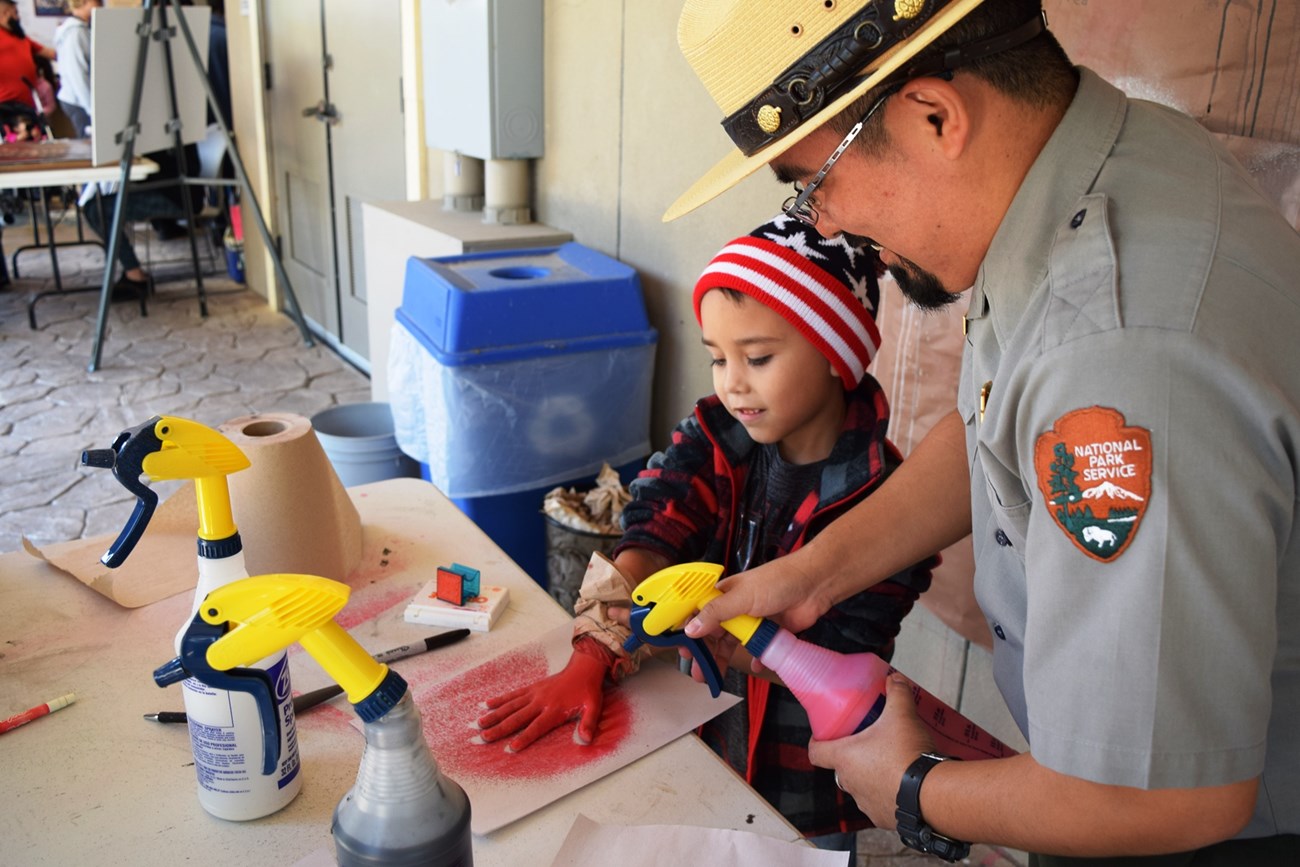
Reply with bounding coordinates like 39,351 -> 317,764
264,0 -> 406,362
322,0 -> 404,361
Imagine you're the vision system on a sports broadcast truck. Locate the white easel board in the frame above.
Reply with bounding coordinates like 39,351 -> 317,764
90,5 -> 211,166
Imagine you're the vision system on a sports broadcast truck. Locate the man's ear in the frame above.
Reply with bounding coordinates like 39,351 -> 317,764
895,77 -> 970,160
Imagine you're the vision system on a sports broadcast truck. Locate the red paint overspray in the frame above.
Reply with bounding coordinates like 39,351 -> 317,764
333,585 -> 413,631
417,644 -> 634,784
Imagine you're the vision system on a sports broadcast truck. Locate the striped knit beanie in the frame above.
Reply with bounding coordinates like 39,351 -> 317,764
693,214 -> 882,389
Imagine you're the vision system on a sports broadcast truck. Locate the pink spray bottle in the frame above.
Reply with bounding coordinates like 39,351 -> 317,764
626,563 -> 1015,760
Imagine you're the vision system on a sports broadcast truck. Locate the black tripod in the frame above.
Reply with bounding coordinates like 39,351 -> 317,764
88,0 -> 313,372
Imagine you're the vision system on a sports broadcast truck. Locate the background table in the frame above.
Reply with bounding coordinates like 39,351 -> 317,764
0,140 -> 159,327
0,477 -> 801,866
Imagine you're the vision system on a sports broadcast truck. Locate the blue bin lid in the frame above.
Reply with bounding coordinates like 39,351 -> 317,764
397,242 -> 657,365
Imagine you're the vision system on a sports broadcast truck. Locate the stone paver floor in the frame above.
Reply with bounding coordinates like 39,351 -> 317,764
0,207 -> 369,554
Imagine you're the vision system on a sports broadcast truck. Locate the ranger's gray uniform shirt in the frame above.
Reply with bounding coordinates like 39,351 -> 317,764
962,68 -> 1299,837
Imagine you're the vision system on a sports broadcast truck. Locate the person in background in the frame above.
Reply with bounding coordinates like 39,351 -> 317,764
151,0 -> 232,242
0,0 -> 55,140
477,214 -> 935,864
54,0 -> 99,139
205,0 -> 230,130
669,1 -> 1299,864
80,140 -> 202,299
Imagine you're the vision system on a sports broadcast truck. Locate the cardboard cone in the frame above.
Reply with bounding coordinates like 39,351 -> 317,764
218,413 -> 363,583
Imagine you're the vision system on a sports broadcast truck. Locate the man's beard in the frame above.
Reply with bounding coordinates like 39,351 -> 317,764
841,233 -> 959,311
888,257 -> 958,311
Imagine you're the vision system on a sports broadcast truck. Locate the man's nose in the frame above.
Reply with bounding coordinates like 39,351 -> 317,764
813,215 -> 843,240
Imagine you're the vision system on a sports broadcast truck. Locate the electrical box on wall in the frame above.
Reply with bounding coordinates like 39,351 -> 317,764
422,0 -> 544,160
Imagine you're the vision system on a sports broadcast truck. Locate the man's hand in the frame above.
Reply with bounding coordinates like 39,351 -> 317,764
685,411 -> 974,642
684,548 -> 832,640
475,638 -> 613,752
808,673 -> 933,828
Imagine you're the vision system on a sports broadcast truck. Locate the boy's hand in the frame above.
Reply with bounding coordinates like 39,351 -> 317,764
475,637 -> 613,752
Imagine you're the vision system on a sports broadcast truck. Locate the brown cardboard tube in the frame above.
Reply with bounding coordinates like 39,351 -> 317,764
218,413 -> 363,583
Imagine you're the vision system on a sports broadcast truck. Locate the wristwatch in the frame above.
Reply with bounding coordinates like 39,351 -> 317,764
895,752 -> 971,862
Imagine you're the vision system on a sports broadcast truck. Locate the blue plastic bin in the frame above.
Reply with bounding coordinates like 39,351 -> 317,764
389,242 -> 657,586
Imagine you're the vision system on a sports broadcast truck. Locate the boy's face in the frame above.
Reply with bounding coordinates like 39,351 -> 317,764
700,290 -> 846,465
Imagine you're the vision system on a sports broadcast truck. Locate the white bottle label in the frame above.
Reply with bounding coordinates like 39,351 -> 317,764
182,652 -> 302,818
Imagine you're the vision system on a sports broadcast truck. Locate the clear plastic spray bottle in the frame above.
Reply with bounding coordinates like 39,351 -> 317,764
157,573 -> 473,866
627,563 -> 1016,760
84,416 -> 302,820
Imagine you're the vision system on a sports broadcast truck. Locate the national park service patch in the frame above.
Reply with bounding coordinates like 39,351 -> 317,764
1033,407 -> 1152,562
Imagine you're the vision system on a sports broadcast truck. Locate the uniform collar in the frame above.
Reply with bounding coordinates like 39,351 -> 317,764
970,68 -> 1128,345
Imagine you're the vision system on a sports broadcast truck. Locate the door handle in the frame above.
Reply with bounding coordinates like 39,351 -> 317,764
301,101 -> 340,125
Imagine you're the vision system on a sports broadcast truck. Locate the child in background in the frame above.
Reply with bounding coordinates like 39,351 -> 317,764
477,214 -> 934,860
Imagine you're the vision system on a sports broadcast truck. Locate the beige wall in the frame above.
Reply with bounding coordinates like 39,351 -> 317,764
536,0 -> 779,442
224,0 -> 277,305
224,0 -> 778,440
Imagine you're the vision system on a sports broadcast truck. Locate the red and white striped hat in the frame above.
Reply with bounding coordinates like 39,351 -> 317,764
693,214 -> 882,389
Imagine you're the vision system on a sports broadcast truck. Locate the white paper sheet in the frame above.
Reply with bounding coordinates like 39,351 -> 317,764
549,814 -> 845,867
409,621 -> 742,835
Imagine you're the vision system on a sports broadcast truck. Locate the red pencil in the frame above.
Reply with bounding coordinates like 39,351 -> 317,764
0,693 -> 77,735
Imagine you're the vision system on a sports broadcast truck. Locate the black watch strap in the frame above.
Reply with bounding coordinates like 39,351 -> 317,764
895,752 -> 971,862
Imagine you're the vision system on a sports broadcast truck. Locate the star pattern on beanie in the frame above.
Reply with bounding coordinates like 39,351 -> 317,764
693,214 -> 882,389
762,215 -> 829,262
817,232 -> 866,272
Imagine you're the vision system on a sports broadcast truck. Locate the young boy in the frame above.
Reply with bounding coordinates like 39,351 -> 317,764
478,215 -> 933,855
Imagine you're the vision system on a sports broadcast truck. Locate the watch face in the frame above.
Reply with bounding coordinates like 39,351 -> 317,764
922,828 -> 970,861
896,753 -> 970,863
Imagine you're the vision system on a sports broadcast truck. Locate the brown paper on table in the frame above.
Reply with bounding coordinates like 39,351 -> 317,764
22,484 -> 204,608
23,412 -> 362,608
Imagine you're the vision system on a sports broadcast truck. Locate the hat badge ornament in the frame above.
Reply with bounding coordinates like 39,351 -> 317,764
756,104 -> 782,134
894,0 -> 925,21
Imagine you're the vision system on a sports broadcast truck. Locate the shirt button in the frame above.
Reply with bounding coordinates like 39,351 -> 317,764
994,623 -> 1007,640
994,528 -> 1011,547
1070,208 -> 1087,228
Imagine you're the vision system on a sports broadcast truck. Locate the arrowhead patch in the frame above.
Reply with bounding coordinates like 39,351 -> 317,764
1033,407 -> 1152,562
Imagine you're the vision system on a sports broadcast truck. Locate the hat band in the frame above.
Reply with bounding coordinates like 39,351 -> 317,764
722,2 -> 1049,158
721,0 -> 960,157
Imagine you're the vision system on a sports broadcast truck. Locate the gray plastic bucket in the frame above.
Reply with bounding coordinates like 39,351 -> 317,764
311,402 -> 420,487
544,515 -> 620,615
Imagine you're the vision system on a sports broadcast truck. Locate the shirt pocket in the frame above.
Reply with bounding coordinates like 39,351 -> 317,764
976,445 -> 1032,551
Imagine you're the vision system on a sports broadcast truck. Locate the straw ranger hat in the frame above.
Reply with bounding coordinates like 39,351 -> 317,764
666,0 -> 1040,221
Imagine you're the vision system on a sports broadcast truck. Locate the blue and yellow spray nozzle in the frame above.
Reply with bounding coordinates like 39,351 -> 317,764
623,562 -> 777,698
82,415 -> 250,567
154,574 -> 407,776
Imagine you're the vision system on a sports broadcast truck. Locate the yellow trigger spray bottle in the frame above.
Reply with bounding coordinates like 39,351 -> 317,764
83,416 -> 303,820
156,573 -> 473,866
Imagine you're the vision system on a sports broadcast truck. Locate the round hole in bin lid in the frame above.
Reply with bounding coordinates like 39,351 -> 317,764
489,265 -> 550,280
